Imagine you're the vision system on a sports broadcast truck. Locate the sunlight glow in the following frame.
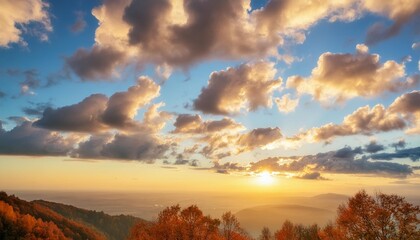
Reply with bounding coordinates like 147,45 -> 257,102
256,171 -> 275,185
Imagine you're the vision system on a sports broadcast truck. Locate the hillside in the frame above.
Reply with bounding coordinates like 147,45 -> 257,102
0,192 -> 144,240
34,199 -> 143,240
236,204 -> 334,236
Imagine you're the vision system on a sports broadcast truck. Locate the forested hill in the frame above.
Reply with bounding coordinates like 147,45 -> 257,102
0,191 -> 144,240
34,199 -> 143,240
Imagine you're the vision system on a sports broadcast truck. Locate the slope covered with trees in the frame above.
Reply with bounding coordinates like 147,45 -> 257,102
34,199 -> 142,240
0,192 -> 143,240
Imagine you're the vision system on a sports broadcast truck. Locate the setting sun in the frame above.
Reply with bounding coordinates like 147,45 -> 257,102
256,171 -> 275,185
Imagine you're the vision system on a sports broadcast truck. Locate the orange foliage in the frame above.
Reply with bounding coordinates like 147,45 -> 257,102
129,205 -> 250,240
331,190 -> 420,240
0,200 -> 67,239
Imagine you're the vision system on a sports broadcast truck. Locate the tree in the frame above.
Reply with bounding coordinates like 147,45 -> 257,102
259,227 -> 273,240
221,211 -> 249,240
322,190 -> 420,240
274,220 -> 295,240
129,205 -> 223,240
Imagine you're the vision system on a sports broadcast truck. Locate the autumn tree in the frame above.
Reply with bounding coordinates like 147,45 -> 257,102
259,227 -> 273,240
333,190 -> 420,240
274,220 -> 320,240
221,211 -> 249,240
129,204 -> 222,240
318,190 -> 420,240
0,200 -> 67,239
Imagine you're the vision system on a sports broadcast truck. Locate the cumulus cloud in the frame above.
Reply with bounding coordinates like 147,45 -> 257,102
70,132 -> 171,162
389,90 -> 420,134
35,76 -> 162,132
391,139 -> 406,150
250,146 -> 413,178
287,45 -> 416,104
171,113 -> 283,159
0,121 -> 74,156
274,94 -> 299,113
0,0 -> 52,47
101,77 -> 160,129
70,133 -> 113,159
303,104 -> 406,142
100,133 -> 171,162
63,0 -> 420,79
22,102 -> 53,117
236,127 -> 283,152
364,141 -> 385,153
296,91 -> 420,142
193,61 -> 282,115
172,114 -> 244,134
34,94 -> 109,132
66,45 -> 127,81
370,147 -> 420,162
364,0 -> 420,45
69,0 -> 393,79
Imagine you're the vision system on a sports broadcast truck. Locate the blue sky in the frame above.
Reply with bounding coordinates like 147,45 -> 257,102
0,0 -> 419,191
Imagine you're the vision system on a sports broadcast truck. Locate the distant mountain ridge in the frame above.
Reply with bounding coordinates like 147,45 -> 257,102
0,191 -> 144,240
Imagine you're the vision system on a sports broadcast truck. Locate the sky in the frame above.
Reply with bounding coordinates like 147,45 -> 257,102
0,0 -> 419,196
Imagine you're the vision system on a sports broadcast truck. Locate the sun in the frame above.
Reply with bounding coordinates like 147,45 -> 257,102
256,171 -> 275,185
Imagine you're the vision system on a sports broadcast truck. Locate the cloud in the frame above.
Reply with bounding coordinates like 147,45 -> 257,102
236,127 -> 283,152
389,90 -> 420,134
193,61 -> 282,115
101,76 -> 161,129
66,45 -> 127,81
71,11 -> 87,33
413,42 -> 420,50
100,133 -> 170,162
34,94 -> 109,132
0,0 -> 52,48
293,91 -> 420,143
370,147 -> 420,162
172,114 -> 244,134
172,114 -> 283,159
70,133 -> 113,159
34,76 -> 162,133
0,121 -> 74,156
364,0 -> 420,45
105,0 -> 279,66
364,141 -> 385,153
274,94 -> 299,113
302,104 -> 406,142
295,172 -> 327,180
211,162 -> 246,174
6,69 -> 41,95
287,45 -> 416,104
70,0 -> 384,79
70,131 -> 172,162
22,102 -> 53,116
391,139 -> 406,150
250,146 -> 413,178
196,127 -> 283,159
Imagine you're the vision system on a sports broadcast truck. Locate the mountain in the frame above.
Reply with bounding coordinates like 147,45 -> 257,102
236,204 -> 334,236
0,192 -> 145,240
235,194 -> 349,236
